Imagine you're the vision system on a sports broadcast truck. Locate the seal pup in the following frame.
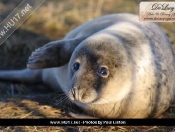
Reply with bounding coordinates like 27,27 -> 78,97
0,13 -> 175,118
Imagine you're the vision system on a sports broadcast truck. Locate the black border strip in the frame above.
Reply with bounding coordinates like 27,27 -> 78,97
0,119 -> 175,126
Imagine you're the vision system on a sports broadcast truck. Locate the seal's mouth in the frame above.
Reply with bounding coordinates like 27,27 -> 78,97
90,98 -> 99,104
72,97 -> 99,104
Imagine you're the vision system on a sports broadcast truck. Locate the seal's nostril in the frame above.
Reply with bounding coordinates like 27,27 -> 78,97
71,87 -> 76,99
70,87 -> 83,101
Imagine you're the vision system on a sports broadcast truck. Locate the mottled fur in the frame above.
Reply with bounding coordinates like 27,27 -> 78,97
0,13 -> 175,118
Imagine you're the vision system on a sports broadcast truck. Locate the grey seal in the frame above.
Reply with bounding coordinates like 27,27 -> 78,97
0,13 -> 175,118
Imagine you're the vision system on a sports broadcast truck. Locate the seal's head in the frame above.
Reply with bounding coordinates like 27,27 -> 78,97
67,33 -> 134,107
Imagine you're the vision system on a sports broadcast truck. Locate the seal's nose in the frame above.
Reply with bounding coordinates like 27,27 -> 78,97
69,87 -> 83,101
69,87 -> 98,103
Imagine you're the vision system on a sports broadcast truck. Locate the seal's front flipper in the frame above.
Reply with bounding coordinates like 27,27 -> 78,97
27,37 -> 86,70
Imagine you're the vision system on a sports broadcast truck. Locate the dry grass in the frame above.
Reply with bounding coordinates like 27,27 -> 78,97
0,0 -> 175,131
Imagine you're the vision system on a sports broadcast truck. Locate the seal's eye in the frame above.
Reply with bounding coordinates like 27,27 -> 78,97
73,62 -> 80,71
97,67 -> 109,77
